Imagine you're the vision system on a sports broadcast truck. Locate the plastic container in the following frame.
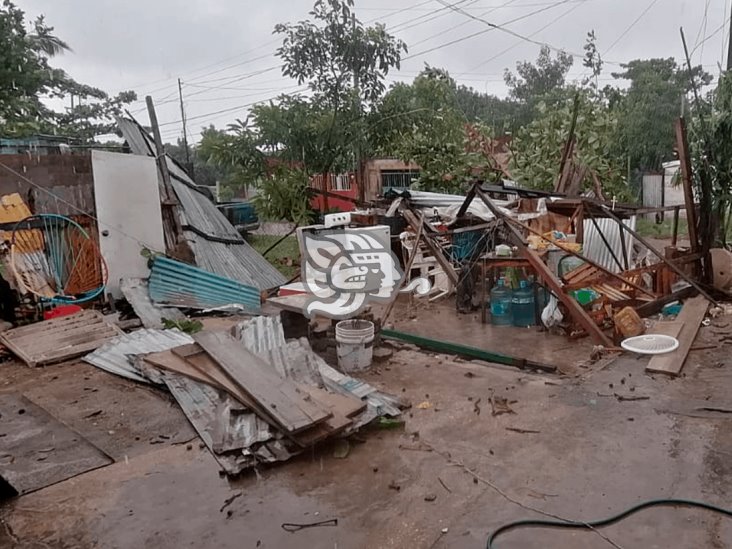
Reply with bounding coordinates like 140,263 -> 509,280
490,278 -> 513,326
335,320 -> 375,373
512,280 -> 536,327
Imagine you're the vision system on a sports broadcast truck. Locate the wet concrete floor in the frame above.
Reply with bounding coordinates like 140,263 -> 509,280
1,313 -> 732,548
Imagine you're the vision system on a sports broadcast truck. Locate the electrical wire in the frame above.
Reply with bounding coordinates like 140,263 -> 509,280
409,0 -> 522,49
462,0 -> 586,73
486,498 -> 732,549
404,0 -> 587,62
603,0 -> 660,56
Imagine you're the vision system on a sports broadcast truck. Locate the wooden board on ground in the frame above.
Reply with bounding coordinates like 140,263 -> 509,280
194,331 -> 332,434
646,296 -> 709,376
0,310 -> 122,367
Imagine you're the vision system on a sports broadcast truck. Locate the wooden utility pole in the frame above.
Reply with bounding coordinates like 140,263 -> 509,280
177,78 -> 193,177
146,95 -> 187,258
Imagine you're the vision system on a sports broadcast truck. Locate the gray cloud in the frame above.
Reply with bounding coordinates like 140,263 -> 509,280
19,0 -> 724,141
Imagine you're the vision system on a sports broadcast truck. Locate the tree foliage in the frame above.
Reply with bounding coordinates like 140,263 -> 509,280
0,1 -> 136,141
510,91 -> 628,199
504,45 -> 574,103
611,58 -> 712,171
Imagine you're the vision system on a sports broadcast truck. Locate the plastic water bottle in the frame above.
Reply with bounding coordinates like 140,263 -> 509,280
512,280 -> 536,327
490,278 -> 513,326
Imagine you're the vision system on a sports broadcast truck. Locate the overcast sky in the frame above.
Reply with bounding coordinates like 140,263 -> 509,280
18,0 -> 728,142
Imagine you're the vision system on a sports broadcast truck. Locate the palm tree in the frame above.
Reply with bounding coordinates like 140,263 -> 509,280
28,15 -> 70,56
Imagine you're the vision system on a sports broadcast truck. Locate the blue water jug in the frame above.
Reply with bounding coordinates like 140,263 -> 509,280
490,278 -> 513,326
512,280 -> 536,327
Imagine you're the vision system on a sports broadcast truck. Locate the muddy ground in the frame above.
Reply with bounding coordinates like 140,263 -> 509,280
1,308 -> 731,549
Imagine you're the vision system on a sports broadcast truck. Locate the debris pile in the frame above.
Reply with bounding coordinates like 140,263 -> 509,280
84,316 -> 404,474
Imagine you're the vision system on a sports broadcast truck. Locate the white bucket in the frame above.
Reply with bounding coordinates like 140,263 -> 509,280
335,320 -> 375,373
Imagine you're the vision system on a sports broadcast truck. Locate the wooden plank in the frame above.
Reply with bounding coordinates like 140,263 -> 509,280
675,118 -> 699,252
300,385 -> 366,418
400,208 -> 459,285
194,331 -> 331,434
473,189 -> 613,346
648,321 -> 684,338
145,350 -> 223,389
646,296 -> 709,376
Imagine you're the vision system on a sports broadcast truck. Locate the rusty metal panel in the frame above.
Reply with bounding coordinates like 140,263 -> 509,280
0,310 -> 122,367
0,393 -> 112,497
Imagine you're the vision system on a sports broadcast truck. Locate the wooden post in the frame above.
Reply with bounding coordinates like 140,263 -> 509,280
674,118 -> 699,253
379,217 -> 425,326
672,205 -> 680,247
473,188 -> 613,346
597,202 -> 717,304
146,95 -> 187,259
400,208 -> 459,285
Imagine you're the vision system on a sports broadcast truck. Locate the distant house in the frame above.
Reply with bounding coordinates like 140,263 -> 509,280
309,158 -> 420,212
641,160 -> 685,217
0,135 -> 75,155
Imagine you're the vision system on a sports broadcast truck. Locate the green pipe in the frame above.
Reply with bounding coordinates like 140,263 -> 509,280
379,329 -> 556,373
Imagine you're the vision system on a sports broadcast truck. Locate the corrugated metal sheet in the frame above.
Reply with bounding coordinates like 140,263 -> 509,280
149,256 -> 261,312
583,216 -> 636,273
83,328 -> 194,383
233,315 -> 402,423
116,118 -> 286,290
642,174 -> 664,209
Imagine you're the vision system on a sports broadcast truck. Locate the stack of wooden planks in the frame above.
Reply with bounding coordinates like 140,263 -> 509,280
143,331 -> 366,447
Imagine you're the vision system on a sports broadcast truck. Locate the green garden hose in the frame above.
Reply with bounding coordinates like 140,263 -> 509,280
487,498 -> 732,548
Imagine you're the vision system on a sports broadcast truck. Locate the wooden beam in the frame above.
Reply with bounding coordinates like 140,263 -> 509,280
505,212 -> 656,299
675,118 -> 699,253
380,215 -> 425,325
473,188 -> 613,346
400,208 -> 459,285
596,203 -> 716,304
646,296 -> 709,376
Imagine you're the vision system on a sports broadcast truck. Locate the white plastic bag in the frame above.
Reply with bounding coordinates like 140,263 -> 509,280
541,294 -> 563,328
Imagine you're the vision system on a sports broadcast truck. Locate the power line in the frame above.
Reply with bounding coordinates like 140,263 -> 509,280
603,0 -> 660,56
462,0 -> 586,73
402,0 -> 585,62
156,86 -> 309,128
409,0 -> 523,49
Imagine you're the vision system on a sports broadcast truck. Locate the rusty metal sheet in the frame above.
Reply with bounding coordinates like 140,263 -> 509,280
0,393 -> 112,498
0,310 -> 123,367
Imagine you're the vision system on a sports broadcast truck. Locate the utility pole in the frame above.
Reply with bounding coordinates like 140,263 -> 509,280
177,78 -> 193,178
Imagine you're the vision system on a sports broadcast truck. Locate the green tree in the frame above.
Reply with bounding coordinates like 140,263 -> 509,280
275,0 -> 406,180
197,120 -> 265,196
510,90 -> 628,199
504,46 -> 574,103
0,1 -> 136,140
610,58 -> 712,171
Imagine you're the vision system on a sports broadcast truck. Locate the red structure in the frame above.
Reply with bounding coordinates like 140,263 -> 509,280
309,173 -> 358,212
